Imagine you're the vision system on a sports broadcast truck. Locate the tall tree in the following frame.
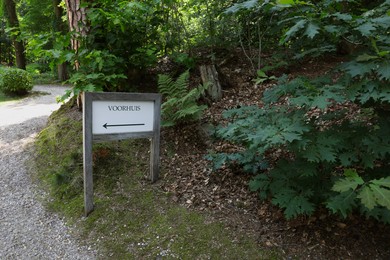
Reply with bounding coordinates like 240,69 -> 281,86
64,0 -> 88,63
3,0 -> 26,69
53,0 -> 68,81
64,0 -> 89,106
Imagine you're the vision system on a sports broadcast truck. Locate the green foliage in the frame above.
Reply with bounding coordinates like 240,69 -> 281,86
253,69 -> 276,85
171,52 -> 196,69
209,0 -> 390,224
210,70 -> 390,222
0,67 -> 33,96
328,169 -> 390,223
158,70 -> 208,127
62,49 -> 127,101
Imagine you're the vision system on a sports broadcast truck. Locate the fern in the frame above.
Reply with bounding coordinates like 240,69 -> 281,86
158,70 -> 209,127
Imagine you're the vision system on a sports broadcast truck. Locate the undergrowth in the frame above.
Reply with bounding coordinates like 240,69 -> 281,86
32,99 -> 278,259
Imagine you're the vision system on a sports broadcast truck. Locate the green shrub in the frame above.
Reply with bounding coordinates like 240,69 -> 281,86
209,0 -> 390,224
209,74 -> 390,224
158,70 -> 209,127
0,68 -> 33,96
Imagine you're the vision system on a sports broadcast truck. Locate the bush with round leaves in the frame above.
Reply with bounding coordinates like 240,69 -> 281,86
0,68 -> 33,96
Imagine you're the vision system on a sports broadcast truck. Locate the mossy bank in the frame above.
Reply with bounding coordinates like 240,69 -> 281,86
32,98 -> 279,259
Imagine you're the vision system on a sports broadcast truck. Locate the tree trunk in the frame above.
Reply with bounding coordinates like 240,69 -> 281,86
199,65 -> 222,101
64,0 -> 88,55
54,0 -> 69,81
64,0 -> 89,108
4,0 -> 26,70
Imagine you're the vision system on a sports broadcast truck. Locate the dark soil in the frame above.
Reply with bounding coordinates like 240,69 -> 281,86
158,50 -> 390,259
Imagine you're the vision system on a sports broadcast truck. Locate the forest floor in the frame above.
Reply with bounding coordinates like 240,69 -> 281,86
156,49 -> 390,259
26,49 -> 390,259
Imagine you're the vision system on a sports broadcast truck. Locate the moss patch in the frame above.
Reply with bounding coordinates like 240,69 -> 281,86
32,100 -> 279,259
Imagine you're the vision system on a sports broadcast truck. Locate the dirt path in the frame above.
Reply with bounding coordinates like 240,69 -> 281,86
0,86 -> 96,259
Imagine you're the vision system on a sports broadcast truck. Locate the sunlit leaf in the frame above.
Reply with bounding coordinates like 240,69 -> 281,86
356,53 -> 379,62
370,184 -> 390,209
371,177 -> 390,189
357,186 -> 377,210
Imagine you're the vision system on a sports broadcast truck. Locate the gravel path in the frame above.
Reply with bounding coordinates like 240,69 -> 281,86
0,86 -> 96,259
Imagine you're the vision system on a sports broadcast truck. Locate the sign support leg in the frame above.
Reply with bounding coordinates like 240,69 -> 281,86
150,136 -> 160,182
83,93 -> 94,216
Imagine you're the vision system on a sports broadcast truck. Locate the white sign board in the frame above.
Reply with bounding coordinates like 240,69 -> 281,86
83,92 -> 161,216
92,101 -> 154,134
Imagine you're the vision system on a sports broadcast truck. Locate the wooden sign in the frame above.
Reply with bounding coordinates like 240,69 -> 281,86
83,92 -> 161,216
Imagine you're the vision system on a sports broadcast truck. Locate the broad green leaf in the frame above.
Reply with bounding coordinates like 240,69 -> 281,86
257,70 -> 267,78
289,95 -> 310,106
332,172 -> 363,192
86,73 -> 103,80
304,22 -> 320,39
276,0 -> 312,6
370,184 -> 390,209
282,132 -> 302,142
302,147 -> 320,162
272,189 -> 296,208
50,50 -> 61,59
339,152 -> 358,167
357,186 -> 377,210
277,0 -> 295,4
343,61 -> 373,78
311,96 -> 330,110
344,168 -> 360,179
377,61 -> 390,81
372,16 -> 390,28
356,53 -> 379,62
281,19 -> 307,44
332,12 -> 352,21
378,51 -> 390,57
284,195 -> 315,219
326,191 -> 356,218
371,177 -> 390,189
65,53 -> 74,62
293,45 -> 336,59
83,84 -> 97,92
225,0 -> 258,13
356,22 -> 376,37
324,25 -> 339,34
318,147 -> 337,162
249,179 -> 262,192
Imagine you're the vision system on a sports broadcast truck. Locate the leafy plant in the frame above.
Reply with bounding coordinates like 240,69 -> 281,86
171,52 -> 196,69
328,169 -> 390,220
158,70 -> 209,127
0,68 -> 33,96
209,0 -> 390,223
253,69 -> 276,85
61,49 -> 127,101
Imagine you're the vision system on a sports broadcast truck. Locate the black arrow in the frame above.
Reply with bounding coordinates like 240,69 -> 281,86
103,123 -> 145,129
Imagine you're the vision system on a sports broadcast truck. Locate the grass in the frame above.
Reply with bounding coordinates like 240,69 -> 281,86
31,99 -> 280,259
0,91 -> 23,105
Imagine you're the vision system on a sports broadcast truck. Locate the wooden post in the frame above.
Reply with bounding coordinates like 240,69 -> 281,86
150,96 -> 161,182
83,93 -> 94,216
